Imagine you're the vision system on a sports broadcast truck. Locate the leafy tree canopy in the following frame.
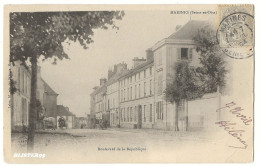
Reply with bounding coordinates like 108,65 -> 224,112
193,24 -> 227,93
10,11 -> 125,64
165,24 -> 227,104
165,61 -> 204,103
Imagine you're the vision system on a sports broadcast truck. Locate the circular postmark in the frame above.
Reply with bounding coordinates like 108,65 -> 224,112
217,12 -> 254,59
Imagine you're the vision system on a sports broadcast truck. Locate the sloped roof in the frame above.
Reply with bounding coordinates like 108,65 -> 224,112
168,20 -> 208,40
42,79 -> 58,95
56,105 -> 74,116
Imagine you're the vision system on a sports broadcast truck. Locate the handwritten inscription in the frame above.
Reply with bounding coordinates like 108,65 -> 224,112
216,101 -> 252,125
215,121 -> 247,149
215,101 -> 252,149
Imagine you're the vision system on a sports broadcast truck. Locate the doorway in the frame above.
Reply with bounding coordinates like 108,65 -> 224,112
137,105 -> 142,129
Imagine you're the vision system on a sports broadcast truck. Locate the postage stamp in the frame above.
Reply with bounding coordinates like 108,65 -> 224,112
217,5 -> 254,59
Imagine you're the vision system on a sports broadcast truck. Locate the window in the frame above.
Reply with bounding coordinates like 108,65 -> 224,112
127,88 -> 129,100
134,106 -> 137,122
124,89 -> 126,101
124,108 -> 126,121
181,48 -> 188,60
157,71 -> 163,95
130,76 -> 132,83
130,107 -> 132,122
144,82 -> 146,96
150,67 -> 152,75
135,85 -> 137,99
144,105 -> 146,122
130,87 -> 132,100
144,69 -> 146,78
127,108 -> 129,122
120,109 -> 123,121
138,84 -> 141,98
150,79 -> 152,95
135,74 -> 136,82
121,90 -> 123,102
138,72 -> 140,80
150,104 -> 153,122
156,101 -> 163,120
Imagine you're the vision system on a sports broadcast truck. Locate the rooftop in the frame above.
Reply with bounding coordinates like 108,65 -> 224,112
42,79 -> 58,95
168,20 -> 208,40
57,105 -> 74,116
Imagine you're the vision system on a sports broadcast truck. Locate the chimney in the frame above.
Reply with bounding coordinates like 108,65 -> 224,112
175,25 -> 182,31
100,78 -> 107,86
108,68 -> 113,80
108,63 -> 127,79
146,48 -> 154,61
132,57 -> 146,68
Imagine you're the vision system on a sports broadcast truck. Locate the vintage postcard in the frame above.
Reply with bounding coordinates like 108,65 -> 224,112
3,4 -> 254,163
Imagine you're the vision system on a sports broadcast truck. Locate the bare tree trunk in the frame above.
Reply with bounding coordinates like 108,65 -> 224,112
185,100 -> 189,131
11,94 -> 14,131
27,55 -> 37,151
175,100 -> 179,131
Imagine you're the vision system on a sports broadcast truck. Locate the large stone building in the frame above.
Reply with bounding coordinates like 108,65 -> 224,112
90,20 -> 221,131
10,61 -> 31,130
10,62 -> 65,130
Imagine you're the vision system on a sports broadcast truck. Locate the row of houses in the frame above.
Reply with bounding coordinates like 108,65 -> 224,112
10,61 -> 76,131
90,20 -> 222,131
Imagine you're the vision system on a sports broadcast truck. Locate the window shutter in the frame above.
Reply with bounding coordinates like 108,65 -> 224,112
188,48 -> 193,60
177,48 -> 181,59
156,102 -> 158,114
161,101 -> 163,119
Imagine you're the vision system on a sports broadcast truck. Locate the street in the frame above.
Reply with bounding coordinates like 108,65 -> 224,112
10,128 -> 233,163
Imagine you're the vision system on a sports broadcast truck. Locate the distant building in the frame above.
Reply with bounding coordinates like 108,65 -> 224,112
118,52 -> 154,129
90,20 -> 221,131
56,105 -> 75,129
77,116 -> 88,128
10,62 -> 62,131
36,67 -> 59,129
90,63 -> 127,128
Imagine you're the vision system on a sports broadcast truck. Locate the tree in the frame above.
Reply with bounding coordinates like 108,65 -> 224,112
165,24 -> 227,131
10,11 -> 124,151
9,70 -> 17,131
165,61 -> 204,131
193,24 -> 227,93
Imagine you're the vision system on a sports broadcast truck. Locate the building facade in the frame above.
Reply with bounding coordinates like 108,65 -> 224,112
90,20 -> 221,131
11,61 -> 31,130
11,62 -> 61,131
119,52 -> 154,129
56,105 -> 75,129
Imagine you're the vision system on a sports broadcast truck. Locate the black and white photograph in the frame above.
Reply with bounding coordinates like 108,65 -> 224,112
3,4 -> 254,163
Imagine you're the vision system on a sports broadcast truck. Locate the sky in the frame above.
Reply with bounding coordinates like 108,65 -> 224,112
38,10 -> 214,117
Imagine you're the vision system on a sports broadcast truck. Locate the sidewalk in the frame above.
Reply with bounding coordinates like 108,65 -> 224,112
34,127 -> 215,142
